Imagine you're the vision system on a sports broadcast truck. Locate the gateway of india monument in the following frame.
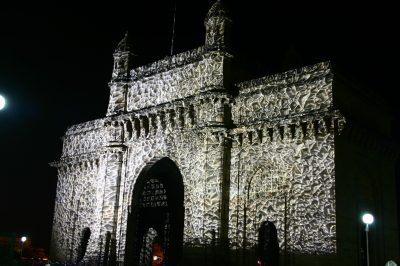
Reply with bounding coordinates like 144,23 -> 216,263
50,1 -> 399,265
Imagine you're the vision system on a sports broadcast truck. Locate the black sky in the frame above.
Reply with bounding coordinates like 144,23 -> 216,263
0,0 -> 397,251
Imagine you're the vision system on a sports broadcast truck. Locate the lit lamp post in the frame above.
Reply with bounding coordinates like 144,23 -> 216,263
20,237 -> 26,261
362,214 -> 374,266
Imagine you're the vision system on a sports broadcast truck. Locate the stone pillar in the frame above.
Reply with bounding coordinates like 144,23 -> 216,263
106,83 -> 128,116
252,130 -> 260,145
272,124 -> 281,142
294,121 -> 303,139
261,124 -> 271,144
305,120 -> 315,139
242,131 -> 251,146
165,110 -> 174,133
148,114 -> 156,136
175,107 -> 184,130
215,97 -> 224,123
183,105 -> 193,129
123,120 -> 131,141
194,101 -> 203,127
219,133 -> 232,265
139,117 -> 146,138
204,132 -> 231,264
283,124 -> 292,141
155,114 -> 163,135
101,146 -> 126,265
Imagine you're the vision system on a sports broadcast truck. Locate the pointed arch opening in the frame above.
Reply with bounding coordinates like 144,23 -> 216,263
125,158 -> 184,266
258,221 -> 279,266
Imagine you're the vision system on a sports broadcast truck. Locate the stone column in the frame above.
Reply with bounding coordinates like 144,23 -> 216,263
139,117 -> 146,138
155,114 -> 163,135
305,120 -> 315,139
201,132 -> 231,264
294,121 -> 303,139
261,124 -> 271,144
148,114 -> 155,136
283,124 -> 292,141
194,101 -> 203,127
219,133 -> 232,264
215,97 -> 224,123
165,110 -> 174,133
183,106 -> 193,129
175,107 -> 184,130
101,146 -> 126,266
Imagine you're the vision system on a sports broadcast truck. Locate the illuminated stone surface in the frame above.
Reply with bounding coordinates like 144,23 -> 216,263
50,1 -> 399,265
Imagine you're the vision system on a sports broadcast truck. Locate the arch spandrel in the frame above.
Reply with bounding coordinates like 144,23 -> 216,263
230,162 -> 292,250
124,157 -> 184,210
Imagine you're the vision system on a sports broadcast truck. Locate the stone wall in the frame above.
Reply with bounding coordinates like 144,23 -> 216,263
51,157 -> 100,262
61,119 -> 105,157
229,118 -> 338,255
233,61 -> 333,125
107,47 -> 232,116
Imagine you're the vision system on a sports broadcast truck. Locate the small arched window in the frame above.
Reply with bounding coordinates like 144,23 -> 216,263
80,228 -> 91,260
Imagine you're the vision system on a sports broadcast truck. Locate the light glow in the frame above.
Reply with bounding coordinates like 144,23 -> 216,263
0,95 -> 5,110
21,237 -> 26,242
363,214 -> 374,224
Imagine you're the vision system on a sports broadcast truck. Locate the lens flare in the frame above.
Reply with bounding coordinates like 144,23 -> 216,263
0,95 -> 5,110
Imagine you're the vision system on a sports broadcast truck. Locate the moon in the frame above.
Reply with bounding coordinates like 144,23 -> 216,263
0,95 -> 5,110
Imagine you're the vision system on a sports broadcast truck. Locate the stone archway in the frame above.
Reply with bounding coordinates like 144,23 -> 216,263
125,158 -> 184,266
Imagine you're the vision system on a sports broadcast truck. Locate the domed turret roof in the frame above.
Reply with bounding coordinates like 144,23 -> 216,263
206,0 -> 228,21
115,31 -> 133,53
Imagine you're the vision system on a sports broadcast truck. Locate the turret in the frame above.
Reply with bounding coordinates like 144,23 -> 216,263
107,32 -> 135,116
204,0 -> 232,50
111,31 -> 135,82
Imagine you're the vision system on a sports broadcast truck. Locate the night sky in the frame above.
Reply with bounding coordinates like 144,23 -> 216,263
0,0 -> 397,251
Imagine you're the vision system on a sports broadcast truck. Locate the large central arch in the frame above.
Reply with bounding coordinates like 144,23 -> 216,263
125,158 -> 184,266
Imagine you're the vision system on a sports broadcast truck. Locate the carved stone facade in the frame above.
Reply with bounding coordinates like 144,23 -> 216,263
50,1 -> 399,265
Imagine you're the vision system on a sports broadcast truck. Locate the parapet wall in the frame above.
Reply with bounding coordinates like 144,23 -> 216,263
233,61 -> 333,125
107,48 -> 232,116
127,51 -> 230,111
61,119 -> 105,158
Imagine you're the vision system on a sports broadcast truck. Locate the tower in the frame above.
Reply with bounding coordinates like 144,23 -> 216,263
204,0 -> 232,50
107,32 -> 135,116
112,31 -> 135,81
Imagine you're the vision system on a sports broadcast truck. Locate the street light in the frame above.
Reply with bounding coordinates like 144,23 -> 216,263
362,214 -> 374,266
20,237 -> 26,261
